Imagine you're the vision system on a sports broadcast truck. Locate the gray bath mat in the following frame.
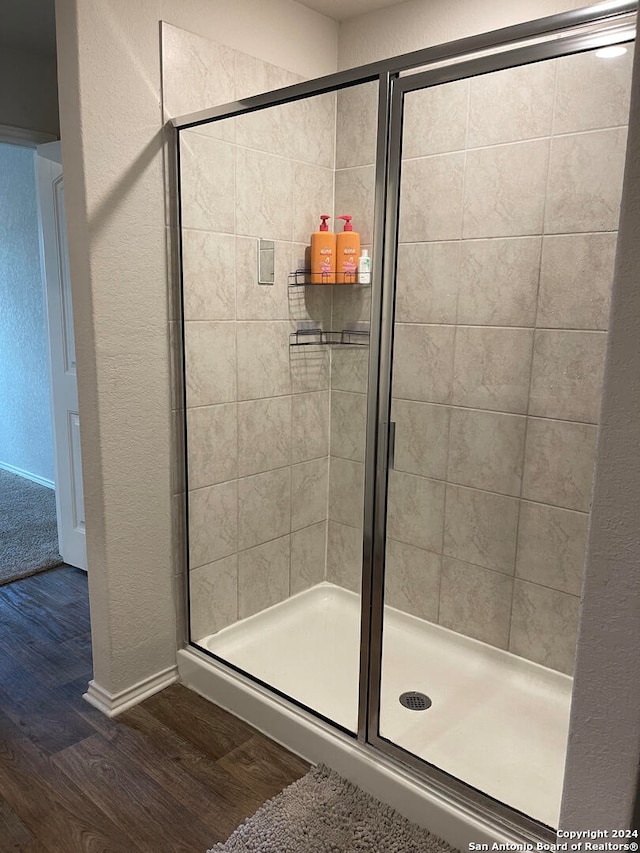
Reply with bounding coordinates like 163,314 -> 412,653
0,469 -> 62,585
209,763 -> 459,852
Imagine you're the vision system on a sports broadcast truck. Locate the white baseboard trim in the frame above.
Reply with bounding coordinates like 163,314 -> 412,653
83,665 -> 179,718
0,461 -> 55,489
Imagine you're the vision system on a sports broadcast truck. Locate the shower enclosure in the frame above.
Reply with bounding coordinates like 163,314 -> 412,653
170,2 -> 635,842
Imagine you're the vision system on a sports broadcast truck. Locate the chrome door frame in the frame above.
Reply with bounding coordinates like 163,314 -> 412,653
169,0 -> 636,843
364,6 -> 635,843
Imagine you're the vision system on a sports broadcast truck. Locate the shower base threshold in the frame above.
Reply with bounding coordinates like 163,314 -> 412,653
198,582 -> 571,829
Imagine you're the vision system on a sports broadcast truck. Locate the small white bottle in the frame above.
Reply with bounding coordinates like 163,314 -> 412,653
358,249 -> 371,285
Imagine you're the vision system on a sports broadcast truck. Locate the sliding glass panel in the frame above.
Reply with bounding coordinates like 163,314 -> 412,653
180,81 -> 379,733
378,41 -> 633,825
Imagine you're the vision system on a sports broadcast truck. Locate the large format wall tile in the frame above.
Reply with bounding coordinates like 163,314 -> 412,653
467,60 -> 555,148
291,391 -> 330,463
236,99 -> 299,161
237,321 -> 291,400
234,52 -> 301,158
452,326 -> 534,414
392,324 -> 455,404
553,46 -> 634,134
236,148 -> 293,242
447,408 -> 526,496
403,79 -> 469,158
529,330 -> 607,423
334,166 -> 376,245
509,580 -> 580,674
336,82 -> 378,169
163,27 -> 235,134
293,163 -> 335,245
292,91 -> 337,169
189,480 -> 238,568
329,457 -> 365,529
190,555 -> 238,640
331,348 -> 369,395
385,538 -> 440,622
537,233 -> 616,331
187,403 -> 238,489
522,418 -> 597,512
234,50 -> 302,103
289,339 -> 330,396
238,467 -> 291,550
395,242 -> 459,324
330,391 -> 367,463
238,535 -> 290,619
443,484 -> 519,574
387,470 -> 445,554
237,396 -> 292,477
185,321 -> 236,407
545,128 -> 627,233
516,501 -> 588,596
331,285 -> 372,331
392,399 -> 449,481
399,153 -> 465,242
182,230 -> 235,321
457,237 -> 541,326
235,236 -> 290,321
180,132 -> 235,232
291,458 -> 329,531
462,139 -> 549,238
326,521 -> 362,593
290,521 -> 327,595
439,558 -> 513,648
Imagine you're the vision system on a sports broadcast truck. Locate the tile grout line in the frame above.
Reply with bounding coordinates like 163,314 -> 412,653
507,56 -> 559,657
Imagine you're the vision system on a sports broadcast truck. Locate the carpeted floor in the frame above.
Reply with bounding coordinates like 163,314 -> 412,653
209,764 -> 459,853
0,469 -> 63,585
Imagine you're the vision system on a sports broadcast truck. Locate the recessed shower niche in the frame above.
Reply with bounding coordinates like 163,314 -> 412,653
170,4 -> 636,840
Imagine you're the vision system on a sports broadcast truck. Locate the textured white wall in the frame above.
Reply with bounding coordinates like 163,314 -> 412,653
338,0 -> 587,68
0,143 -> 54,483
54,0 -> 337,697
560,39 -> 640,829
0,47 -> 59,137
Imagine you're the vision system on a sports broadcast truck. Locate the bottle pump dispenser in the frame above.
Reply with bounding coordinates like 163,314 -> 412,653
336,215 -> 360,284
310,215 -> 336,283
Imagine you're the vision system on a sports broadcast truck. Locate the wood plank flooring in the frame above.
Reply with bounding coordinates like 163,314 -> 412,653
0,566 -> 309,852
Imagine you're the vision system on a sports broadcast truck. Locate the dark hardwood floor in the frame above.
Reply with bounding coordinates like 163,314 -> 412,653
0,566 -> 309,852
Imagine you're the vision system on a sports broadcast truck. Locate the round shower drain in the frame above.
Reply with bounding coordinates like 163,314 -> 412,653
399,691 -> 432,711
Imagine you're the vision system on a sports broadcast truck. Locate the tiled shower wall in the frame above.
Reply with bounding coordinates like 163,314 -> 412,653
164,25 -> 337,640
328,49 -> 632,675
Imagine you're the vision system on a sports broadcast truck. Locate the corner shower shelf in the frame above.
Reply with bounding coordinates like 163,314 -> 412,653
288,269 -> 370,287
289,327 -> 369,347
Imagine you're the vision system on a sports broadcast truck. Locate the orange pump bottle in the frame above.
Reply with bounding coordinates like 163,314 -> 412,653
336,215 -> 360,284
310,215 -> 336,284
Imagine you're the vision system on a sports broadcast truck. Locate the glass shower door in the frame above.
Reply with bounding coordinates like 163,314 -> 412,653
374,39 -> 633,828
179,81 -> 380,735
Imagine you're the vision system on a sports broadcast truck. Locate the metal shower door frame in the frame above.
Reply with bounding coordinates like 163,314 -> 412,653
363,5 -> 636,842
169,0 -> 636,842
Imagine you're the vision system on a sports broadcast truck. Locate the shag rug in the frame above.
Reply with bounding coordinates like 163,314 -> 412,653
0,469 -> 62,585
209,764 -> 459,853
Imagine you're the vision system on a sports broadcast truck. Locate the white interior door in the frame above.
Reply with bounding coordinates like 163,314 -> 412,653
36,142 -> 87,570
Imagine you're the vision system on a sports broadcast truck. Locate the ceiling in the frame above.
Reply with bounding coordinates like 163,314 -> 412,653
296,0 -> 409,22
0,0 -> 56,57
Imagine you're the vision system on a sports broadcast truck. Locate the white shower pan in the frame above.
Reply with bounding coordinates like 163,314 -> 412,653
191,582 -> 571,831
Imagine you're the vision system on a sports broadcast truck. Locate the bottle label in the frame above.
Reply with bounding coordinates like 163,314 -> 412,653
342,247 -> 357,255
320,247 -> 333,255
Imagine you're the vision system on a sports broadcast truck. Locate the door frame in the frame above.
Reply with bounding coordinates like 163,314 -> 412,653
36,142 -> 87,570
